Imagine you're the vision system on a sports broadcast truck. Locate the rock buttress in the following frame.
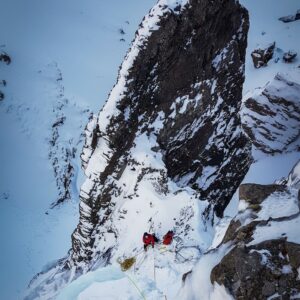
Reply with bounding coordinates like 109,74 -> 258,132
72,0 -> 250,265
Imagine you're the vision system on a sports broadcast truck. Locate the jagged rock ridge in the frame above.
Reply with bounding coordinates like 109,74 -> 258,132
26,0 -> 250,298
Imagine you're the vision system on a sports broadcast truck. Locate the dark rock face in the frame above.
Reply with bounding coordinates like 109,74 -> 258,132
242,74 -> 300,154
251,42 -> 275,68
279,9 -> 300,23
283,50 -> 297,63
211,240 -> 300,299
287,160 -> 300,189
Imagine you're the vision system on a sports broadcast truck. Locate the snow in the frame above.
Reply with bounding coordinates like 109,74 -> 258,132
282,265 -> 293,274
178,244 -> 233,300
225,151 -> 300,218
238,199 -> 249,211
209,217 -> 232,250
57,266 -> 161,300
239,0 -> 300,96
249,215 -> 300,246
0,1 -> 156,299
249,249 -> 271,265
257,188 -> 299,220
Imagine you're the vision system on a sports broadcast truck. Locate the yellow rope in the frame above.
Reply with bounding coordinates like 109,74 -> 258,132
125,273 -> 147,300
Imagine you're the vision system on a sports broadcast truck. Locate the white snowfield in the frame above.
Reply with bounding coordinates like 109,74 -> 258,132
0,0 -> 299,300
0,0 -> 156,299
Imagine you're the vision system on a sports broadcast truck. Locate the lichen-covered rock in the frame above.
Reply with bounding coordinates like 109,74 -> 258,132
241,74 -> 300,154
251,42 -> 275,68
283,50 -> 297,63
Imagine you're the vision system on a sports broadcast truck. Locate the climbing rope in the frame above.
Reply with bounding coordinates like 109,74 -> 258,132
125,273 -> 147,300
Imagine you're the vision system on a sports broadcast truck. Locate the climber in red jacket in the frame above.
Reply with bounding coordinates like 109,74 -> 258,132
143,232 -> 158,250
162,230 -> 174,245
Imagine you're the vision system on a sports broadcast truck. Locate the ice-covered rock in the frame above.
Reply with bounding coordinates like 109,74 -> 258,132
242,73 -> 300,154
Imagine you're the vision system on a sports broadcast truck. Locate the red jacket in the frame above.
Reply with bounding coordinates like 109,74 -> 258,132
163,231 -> 174,245
143,233 -> 156,247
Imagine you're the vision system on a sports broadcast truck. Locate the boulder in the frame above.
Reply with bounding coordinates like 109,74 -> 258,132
251,42 -> 275,68
283,50 -> 297,63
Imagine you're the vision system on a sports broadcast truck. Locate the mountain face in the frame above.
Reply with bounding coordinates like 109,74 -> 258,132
73,0 -> 250,263
25,0 -> 251,298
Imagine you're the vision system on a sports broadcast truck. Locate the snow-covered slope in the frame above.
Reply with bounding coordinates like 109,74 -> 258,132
0,1 -> 155,299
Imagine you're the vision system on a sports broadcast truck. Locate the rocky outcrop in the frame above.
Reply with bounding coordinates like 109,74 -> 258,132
46,63 -> 89,208
211,239 -> 300,299
283,50 -> 297,63
210,172 -> 300,299
279,9 -> 300,23
251,42 -> 275,68
181,161 -> 300,299
26,0 -> 250,298
0,51 -> 11,65
241,74 -> 300,154
0,50 -> 10,101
